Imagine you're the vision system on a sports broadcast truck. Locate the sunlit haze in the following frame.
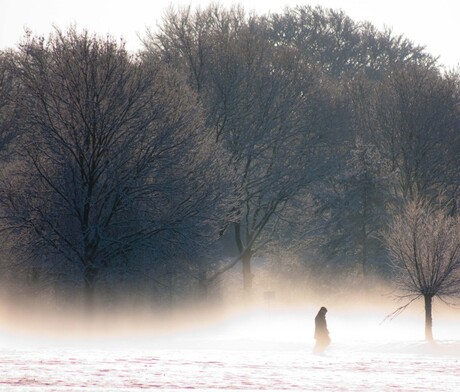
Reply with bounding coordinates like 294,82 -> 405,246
2,289 -> 460,389
1,0 -> 460,68
2,1 -> 460,389
1,283 -> 459,344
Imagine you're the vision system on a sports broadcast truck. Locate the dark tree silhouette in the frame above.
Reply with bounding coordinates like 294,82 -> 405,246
383,197 -> 460,340
146,5 -> 339,297
0,29 -> 234,307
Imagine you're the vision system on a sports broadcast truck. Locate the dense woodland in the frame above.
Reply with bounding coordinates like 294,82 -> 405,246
1,5 -> 460,314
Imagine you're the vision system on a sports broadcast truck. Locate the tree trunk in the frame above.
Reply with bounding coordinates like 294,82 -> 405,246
361,239 -> 367,279
84,266 -> 98,312
360,189 -> 368,279
242,252 -> 253,298
424,294 -> 434,341
198,270 -> 208,300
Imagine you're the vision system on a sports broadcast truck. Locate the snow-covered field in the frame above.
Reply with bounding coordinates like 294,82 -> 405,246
1,307 -> 460,391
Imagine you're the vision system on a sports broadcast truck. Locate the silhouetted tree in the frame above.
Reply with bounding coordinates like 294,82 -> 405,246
0,29 -> 234,306
266,5 -> 433,80
146,5 -> 339,296
0,51 -> 18,157
315,62 -> 460,280
383,197 -> 460,340
370,64 -> 460,202
265,5 -> 435,280
314,139 -> 391,277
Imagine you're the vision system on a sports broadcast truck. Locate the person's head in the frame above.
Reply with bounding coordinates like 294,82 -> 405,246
320,306 -> 327,314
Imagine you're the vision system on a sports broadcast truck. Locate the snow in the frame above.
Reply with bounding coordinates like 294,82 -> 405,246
1,307 -> 460,391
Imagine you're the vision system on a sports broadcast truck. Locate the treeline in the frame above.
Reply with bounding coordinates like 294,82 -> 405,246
0,5 -> 459,307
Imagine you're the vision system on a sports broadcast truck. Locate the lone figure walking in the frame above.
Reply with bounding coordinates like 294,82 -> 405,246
314,306 -> 330,354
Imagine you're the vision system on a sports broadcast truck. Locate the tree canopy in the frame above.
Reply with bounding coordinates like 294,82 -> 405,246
0,5 -> 459,313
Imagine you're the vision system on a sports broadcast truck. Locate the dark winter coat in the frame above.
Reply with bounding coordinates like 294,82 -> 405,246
314,307 -> 330,350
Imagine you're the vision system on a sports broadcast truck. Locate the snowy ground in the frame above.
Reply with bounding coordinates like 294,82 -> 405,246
1,307 -> 460,391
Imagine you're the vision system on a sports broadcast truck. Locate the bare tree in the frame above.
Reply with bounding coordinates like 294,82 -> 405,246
0,28 -> 234,306
368,64 -> 460,202
0,51 -> 18,157
314,138 -> 391,278
383,197 -> 460,340
264,6 -> 441,282
146,5 -> 338,297
266,5 -> 433,80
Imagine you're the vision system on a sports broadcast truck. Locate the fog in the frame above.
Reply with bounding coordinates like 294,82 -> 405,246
2,283 -> 460,391
1,279 -> 459,347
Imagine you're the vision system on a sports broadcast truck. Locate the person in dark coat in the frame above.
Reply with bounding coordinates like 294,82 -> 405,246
314,306 -> 330,354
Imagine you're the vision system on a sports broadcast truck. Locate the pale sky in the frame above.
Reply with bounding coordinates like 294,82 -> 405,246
1,0 -> 459,69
